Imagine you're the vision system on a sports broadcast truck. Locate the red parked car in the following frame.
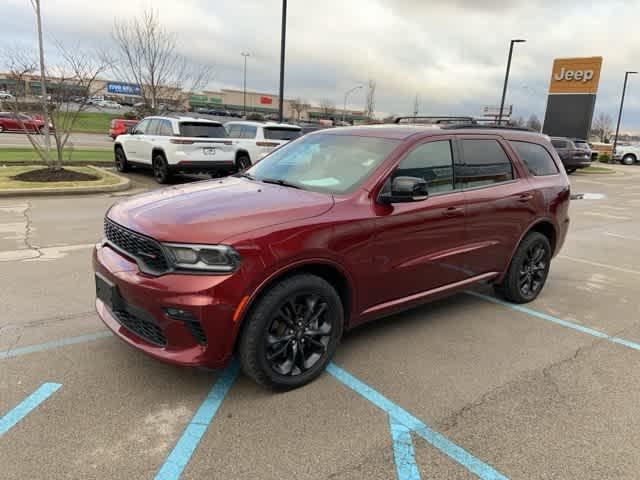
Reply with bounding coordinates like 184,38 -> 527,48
0,112 -> 47,133
94,124 -> 570,389
109,119 -> 139,139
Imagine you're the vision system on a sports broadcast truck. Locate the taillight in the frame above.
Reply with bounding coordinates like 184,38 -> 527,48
170,138 -> 194,144
256,141 -> 279,147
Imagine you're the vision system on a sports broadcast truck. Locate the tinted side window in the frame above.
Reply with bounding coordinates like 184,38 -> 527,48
241,125 -> 257,139
147,119 -> 163,135
457,139 -> 513,188
511,141 -> 559,176
226,125 -> 242,137
135,119 -> 150,134
157,120 -> 173,136
551,140 -> 566,149
394,140 -> 454,194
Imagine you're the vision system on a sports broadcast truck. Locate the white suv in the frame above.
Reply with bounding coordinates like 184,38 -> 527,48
224,121 -> 302,164
613,144 -> 640,165
114,116 -> 245,183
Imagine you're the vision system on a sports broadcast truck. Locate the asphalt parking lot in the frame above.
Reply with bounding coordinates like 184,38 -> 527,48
2,165 -> 640,479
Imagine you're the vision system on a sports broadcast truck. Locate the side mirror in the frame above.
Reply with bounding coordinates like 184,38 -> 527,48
379,176 -> 428,204
127,127 -> 136,135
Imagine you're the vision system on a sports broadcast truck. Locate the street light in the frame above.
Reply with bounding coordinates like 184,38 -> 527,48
342,85 -> 363,123
612,71 -> 637,158
278,0 -> 287,122
498,39 -> 526,125
241,52 -> 250,117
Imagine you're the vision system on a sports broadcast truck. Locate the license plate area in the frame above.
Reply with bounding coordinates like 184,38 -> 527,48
95,273 -> 122,311
203,147 -> 217,156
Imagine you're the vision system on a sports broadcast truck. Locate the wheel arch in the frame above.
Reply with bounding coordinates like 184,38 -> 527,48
232,260 -> 354,353
497,219 -> 557,284
151,147 -> 167,160
235,149 -> 250,162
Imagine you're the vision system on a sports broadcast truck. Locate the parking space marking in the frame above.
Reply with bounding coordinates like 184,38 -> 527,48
604,232 -> 640,241
583,211 -> 632,221
327,363 -> 508,480
558,255 -> 640,276
468,292 -> 640,352
0,331 -> 113,360
0,382 -> 62,436
389,415 -> 422,480
155,360 -> 240,480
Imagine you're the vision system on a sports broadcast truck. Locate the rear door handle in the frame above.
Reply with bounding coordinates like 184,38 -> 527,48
517,193 -> 534,202
443,206 -> 464,217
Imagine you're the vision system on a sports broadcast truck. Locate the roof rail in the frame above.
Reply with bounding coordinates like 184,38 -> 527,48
393,116 -> 477,125
441,123 -> 537,132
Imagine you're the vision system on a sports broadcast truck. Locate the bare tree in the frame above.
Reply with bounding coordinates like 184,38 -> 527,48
526,114 -> 542,132
364,79 -> 376,119
319,98 -> 336,118
591,112 -> 613,142
5,44 -> 111,170
289,98 -> 310,121
509,116 -> 525,127
112,9 -> 212,113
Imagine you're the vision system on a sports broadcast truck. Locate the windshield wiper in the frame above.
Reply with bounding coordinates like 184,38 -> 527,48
260,178 -> 302,189
236,172 -> 255,180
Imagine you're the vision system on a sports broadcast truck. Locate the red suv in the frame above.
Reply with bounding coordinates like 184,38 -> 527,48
109,119 -> 139,139
94,125 -> 570,389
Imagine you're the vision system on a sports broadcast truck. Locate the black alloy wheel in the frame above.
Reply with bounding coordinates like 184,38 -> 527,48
265,293 -> 332,377
115,148 -> 129,172
153,155 -> 171,184
236,155 -> 251,172
517,242 -> 548,299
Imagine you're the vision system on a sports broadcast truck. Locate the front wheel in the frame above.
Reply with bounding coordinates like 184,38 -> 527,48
238,274 -> 344,390
494,232 -> 551,303
114,148 -> 129,172
0,125 -> 5,133
236,155 -> 251,172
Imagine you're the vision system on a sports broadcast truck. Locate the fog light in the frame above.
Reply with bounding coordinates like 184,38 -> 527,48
164,307 -> 196,321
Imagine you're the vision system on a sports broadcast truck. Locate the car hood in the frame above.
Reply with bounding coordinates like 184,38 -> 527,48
107,177 -> 334,244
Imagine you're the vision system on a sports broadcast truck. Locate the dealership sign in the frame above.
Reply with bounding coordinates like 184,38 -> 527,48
548,57 -> 602,94
106,82 -> 141,96
260,96 -> 273,105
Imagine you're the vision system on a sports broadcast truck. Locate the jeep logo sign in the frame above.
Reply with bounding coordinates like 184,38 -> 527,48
549,57 -> 603,94
554,68 -> 594,82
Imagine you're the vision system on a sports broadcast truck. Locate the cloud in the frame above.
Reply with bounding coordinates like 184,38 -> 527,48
2,0 -> 639,130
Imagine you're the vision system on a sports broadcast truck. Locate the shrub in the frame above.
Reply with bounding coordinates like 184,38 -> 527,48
246,113 -> 264,121
599,153 -> 611,164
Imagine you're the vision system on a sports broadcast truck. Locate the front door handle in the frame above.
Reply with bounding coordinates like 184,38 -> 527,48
517,193 -> 534,203
443,206 -> 464,217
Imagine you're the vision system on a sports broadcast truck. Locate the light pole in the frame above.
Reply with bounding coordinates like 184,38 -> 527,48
612,71 -> 637,157
278,0 -> 287,122
342,85 -> 363,123
498,39 -> 526,125
241,52 -> 250,117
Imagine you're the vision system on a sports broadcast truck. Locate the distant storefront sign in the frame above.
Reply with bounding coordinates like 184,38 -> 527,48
260,96 -> 273,105
209,97 -> 222,104
107,82 -> 141,95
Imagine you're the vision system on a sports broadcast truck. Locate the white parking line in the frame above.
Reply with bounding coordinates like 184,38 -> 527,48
604,232 -> 640,241
583,212 -> 632,221
558,255 -> 640,276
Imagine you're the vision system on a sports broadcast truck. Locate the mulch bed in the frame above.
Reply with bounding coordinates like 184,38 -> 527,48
11,168 -> 99,183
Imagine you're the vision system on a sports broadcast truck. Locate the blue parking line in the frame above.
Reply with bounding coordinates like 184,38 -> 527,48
467,291 -> 640,351
389,415 -> 421,480
0,382 -> 62,436
327,363 -> 508,480
155,360 -> 240,480
0,331 -> 113,360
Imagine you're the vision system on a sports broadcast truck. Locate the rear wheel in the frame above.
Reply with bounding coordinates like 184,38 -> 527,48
566,168 -> 576,174
153,154 -> 171,184
114,147 -> 129,172
622,154 -> 636,166
0,125 -> 5,133
236,154 -> 251,172
239,274 -> 344,390
494,232 -> 551,303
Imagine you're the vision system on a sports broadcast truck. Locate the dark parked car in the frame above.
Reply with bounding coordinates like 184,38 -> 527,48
0,112 -> 47,133
94,125 -> 570,389
550,137 -> 592,173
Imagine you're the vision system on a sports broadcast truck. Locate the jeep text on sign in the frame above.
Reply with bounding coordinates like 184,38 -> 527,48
548,57 -> 603,94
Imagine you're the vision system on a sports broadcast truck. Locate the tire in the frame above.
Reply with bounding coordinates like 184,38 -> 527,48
0,125 -> 5,133
494,232 -> 551,304
236,154 -> 251,172
566,168 -> 576,174
152,153 -> 171,184
238,274 -> 344,390
622,154 -> 636,166
114,147 -> 129,173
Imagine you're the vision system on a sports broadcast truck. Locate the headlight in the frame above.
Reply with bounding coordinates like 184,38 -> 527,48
162,243 -> 241,272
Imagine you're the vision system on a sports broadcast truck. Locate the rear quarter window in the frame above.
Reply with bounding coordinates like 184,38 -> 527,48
510,141 -> 559,176
264,127 -> 302,141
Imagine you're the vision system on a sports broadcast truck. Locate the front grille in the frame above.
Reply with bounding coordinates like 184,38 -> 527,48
184,320 -> 208,345
113,309 -> 167,347
104,218 -> 169,274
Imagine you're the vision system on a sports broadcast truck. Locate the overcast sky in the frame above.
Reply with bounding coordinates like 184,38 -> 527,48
2,0 -> 640,131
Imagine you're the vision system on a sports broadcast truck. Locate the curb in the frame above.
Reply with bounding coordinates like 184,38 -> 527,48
0,166 -> 131,197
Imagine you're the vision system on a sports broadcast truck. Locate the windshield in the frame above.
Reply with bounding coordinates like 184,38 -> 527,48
263,127 -> 302,141
246,133 -> 399,194
179,122 -> 227,138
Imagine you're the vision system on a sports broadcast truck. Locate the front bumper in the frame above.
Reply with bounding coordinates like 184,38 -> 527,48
93,244 -> 245,369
